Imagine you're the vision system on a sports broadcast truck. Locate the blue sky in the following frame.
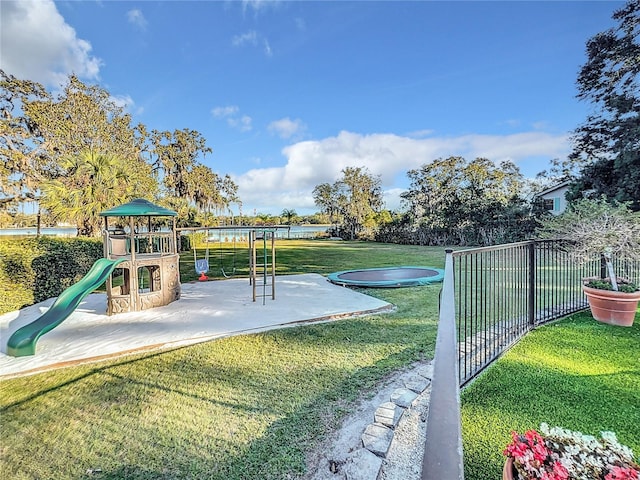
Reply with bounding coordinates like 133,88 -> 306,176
0,0 -> 623,216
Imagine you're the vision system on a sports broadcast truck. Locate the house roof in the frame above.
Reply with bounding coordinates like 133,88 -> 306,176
535,180 -> 571,197
100,198 -> 177,217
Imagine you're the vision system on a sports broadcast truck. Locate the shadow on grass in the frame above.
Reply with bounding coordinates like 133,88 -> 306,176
1,314 -> 438,480
82,348 -> 428,480
0,344 -> 196,411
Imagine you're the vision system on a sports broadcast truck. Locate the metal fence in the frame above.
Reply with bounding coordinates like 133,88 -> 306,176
421,240 -> 640,480
454,239 -> 602,386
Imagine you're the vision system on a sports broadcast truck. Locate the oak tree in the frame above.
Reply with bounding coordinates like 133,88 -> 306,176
313,167 -> 383,240
569,0 -> 640,209
0,70 -> 50,209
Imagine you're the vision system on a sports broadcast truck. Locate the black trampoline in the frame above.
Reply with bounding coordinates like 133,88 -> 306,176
327,266 -> 445,288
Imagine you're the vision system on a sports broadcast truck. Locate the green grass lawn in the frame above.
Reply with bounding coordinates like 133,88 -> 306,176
460,310 -> 640,480
181,239 -> 444,282
4,239 -> 637,479
1,240 -> 445,480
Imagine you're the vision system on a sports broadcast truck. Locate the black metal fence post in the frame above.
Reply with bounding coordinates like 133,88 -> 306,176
528,241 -> 536,327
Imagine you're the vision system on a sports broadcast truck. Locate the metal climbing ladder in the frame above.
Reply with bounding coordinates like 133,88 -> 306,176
249,229 -> 275,303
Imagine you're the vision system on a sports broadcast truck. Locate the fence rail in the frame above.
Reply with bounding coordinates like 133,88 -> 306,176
421,250 -> 464,479
421,240 -> 640,480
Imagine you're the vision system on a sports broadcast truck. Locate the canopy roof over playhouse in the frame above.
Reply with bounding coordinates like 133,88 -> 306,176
100,198 -> 177,217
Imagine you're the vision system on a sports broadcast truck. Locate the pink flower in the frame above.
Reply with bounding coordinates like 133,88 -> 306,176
551,461 -> 569,480
503,425 -> 640,480
531,439 -> 549,463
504,431 -> 532,459
537,461 -> 569,480
605,466 -> 640,480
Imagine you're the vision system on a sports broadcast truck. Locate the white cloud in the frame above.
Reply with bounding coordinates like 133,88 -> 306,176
0,0 -> 102,85
111,94 -> 134,109
232,31 -> 258,47
504,119 -> 521,128
532,121 -> 550,130
234,130 -> 570,214
127,9 -> 148,30
242,0 -> 282,15
460,132 -> 569,163
264,39 -> 273,57
231,30 -> 272,57
268,117 -> 306,139
229,115 -> 253,132
212,105 -> 240,117
381,189 -> 407,213
110,94 -> 144,115
406,129 -> 435,138
212,105 -> 252,132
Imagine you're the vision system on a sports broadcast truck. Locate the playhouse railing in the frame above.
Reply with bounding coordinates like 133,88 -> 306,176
105,231 -> 175,258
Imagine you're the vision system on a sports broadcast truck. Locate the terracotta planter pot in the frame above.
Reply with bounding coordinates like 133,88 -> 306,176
582,285 -> 640,327
503,457 -> 515,480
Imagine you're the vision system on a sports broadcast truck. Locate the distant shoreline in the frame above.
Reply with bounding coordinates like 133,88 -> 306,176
0,226 -> 77,237
0,225 -> 329,239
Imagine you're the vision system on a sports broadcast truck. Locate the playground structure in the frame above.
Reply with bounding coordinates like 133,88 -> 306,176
6,199 -> 180,357
178,226 -> 279,303
5,200 -> 286,357
250,229 -> 276,304
5,259 -> 126,356
101,199 -> 181,315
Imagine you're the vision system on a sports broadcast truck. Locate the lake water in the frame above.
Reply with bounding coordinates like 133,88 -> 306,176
272,225 -> 329,239
204,225 -> 329,241
0,225 -> 329,240
0,227 -> 77,239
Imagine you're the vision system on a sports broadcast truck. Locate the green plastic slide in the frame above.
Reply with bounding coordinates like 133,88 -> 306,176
6,258 -> 126,357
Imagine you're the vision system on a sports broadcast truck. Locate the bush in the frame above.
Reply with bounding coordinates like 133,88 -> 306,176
0,237 -> 102,314
178,232 -> 191,252
585,279 -> 639,293
374,209 -> 537,247
537,197 -> 640,264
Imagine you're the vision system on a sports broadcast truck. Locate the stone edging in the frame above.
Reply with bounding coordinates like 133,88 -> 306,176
326,362 -> 434,480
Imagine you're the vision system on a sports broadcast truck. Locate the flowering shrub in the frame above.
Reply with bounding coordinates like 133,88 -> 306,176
503,424 -> 640,480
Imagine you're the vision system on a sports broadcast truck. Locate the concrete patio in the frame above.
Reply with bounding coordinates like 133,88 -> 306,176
0,274 -> 392,377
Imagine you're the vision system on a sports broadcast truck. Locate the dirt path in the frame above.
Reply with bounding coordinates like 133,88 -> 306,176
305,360 -> 432,480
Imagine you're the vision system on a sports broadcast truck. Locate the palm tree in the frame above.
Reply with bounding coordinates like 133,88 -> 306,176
255,213 -> 272,226
40,150 -> 157,236
281,208 -> 297,225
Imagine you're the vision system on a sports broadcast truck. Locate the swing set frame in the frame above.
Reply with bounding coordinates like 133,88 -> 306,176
177,225 -> 289,281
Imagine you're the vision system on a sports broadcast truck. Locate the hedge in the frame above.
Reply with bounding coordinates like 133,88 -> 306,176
0,237 -> 103,315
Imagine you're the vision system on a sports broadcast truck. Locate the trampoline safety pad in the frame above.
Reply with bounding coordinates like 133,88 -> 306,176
327,266 -> 445,288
